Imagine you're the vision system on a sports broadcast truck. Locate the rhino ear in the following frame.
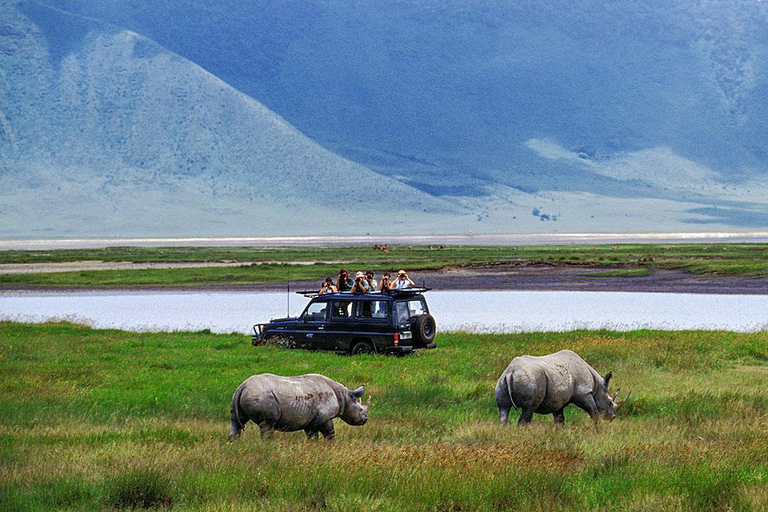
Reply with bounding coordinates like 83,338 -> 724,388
351,385 -> 365,399
603,372 -> 613,389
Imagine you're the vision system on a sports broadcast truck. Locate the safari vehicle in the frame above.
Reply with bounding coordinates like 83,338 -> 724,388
252,288 -> 437,355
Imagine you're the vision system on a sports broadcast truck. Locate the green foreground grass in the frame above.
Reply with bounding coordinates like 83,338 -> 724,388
2,243 -> 768,288
2,322 -> 767,510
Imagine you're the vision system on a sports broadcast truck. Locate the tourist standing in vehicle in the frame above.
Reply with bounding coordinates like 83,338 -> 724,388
319,277 -> 337,295
379,272 -> 393,292
351,271 -> 369,294
337,269 -> 353,292
365,270 -> 378,292
392,269 -> 415,289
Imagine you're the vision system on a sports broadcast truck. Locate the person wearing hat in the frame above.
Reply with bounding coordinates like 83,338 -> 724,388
351,271 -> 370,294
392,269 -> 415,290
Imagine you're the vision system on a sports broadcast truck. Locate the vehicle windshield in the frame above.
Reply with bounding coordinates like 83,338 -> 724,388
302,301 -> 327,322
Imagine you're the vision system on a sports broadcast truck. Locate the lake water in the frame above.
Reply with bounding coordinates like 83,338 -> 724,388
2,290 -> 768,334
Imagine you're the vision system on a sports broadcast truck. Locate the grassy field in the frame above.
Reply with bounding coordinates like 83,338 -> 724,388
1,321 -> 767,510
2,243 -> 768,288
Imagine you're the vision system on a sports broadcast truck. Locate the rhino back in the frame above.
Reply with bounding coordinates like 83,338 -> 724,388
541,350 -> 601,396
239,374 -> 342,431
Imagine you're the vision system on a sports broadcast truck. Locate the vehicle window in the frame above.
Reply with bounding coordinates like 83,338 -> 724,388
303,302 -> 327,322
395,302 -> 409,324
331,301 -> 352,318
408,299 -> 426,317
396,299 -> 425,323
357,300 -> 388,319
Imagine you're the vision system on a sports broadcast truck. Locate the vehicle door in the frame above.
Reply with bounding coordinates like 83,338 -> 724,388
295,300 -> 329,349
325,299 -> 355,351
350,299 -> 391,350
394,298 -> 427,342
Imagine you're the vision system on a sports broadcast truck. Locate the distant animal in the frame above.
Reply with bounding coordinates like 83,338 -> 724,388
495,350 -> 630,427
229,373 -> 370,441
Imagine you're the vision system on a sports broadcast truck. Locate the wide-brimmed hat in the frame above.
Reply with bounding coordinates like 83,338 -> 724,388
355,271 -> 365,278
397,269 -> 406,276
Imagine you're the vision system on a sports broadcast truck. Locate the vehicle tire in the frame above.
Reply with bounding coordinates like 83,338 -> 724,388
351,341 -> 374,355
412,314 -> 436,344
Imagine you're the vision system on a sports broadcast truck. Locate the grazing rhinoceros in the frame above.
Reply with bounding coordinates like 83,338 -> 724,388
229,373 -> 370,441
495,350 -> 630,427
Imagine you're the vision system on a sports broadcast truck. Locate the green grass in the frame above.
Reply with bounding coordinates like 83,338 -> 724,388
2,243 -> 768,288
584,268 -> 652,278
1,321 -> 767,510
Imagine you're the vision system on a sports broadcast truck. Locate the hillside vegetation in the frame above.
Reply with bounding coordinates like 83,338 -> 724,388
1,322 -> 767,510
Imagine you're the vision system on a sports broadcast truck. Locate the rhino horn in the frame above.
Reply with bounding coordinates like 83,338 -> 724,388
615,390 -> 631,411
611,388 -> 621,400
365,396 -> 372,409
351,385 -> 365,399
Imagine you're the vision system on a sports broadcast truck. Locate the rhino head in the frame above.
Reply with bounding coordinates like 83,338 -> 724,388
596,372 -> 631,422
340,385 -> 371,426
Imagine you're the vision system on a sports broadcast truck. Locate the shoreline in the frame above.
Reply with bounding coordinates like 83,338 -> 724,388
2,264 -> 767,295
3,231 -> 768,250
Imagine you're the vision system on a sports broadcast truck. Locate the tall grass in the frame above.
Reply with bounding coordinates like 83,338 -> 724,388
1,321 -> 767,510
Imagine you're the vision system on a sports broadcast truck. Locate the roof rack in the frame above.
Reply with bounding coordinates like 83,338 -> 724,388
386,286 -> 432,296
294,287 -> 432,298
295,290 -> 320,297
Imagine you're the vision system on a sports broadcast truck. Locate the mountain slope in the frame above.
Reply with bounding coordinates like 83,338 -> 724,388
40,0 -> 768,228
3,0 -> 768,236
0,0 -> 461,237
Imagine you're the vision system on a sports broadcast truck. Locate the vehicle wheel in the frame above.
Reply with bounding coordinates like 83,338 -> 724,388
351,341 -> 374,355
412,314 -> 436,344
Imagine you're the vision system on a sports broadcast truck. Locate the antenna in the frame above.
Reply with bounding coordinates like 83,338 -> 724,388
287,266 -> 291,317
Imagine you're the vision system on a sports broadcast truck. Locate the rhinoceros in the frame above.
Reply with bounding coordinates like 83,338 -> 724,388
229,373 -> 370,441
495,350 -> 630,427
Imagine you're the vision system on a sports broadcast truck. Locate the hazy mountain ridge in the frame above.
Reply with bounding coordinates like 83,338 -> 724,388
3,0 -> 768,236
43,2 -> 768,192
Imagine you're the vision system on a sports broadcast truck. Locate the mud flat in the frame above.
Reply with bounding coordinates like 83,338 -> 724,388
246,264 -> 768,295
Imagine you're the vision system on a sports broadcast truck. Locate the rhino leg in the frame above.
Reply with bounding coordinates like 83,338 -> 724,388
229,421 -> 243,441
517,409 -> 535,426
553,408 -> 566,426
258,422 -> 275,439
572,394 -> 600,428
317,420 -> 335,441
499,408 -> 510,427
305,428 -> 319,440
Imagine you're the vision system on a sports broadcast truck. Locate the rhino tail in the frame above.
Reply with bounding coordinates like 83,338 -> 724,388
498,373 -> 518,411
229,383 -> 248,440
